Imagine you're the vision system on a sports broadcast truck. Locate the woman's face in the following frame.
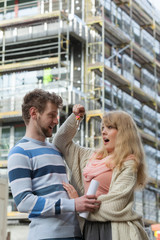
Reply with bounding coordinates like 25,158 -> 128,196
101,123 -> 118,154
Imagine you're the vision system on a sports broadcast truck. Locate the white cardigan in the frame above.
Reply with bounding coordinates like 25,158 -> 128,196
53,113 -> 149,240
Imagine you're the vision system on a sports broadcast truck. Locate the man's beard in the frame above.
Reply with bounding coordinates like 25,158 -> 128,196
37,117 -> 53,138
40,126 -> 53,138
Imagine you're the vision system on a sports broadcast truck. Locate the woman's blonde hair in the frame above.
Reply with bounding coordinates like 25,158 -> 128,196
94,110 -> 148,189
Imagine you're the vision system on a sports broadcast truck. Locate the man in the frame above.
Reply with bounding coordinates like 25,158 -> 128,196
8,89 -> 100,240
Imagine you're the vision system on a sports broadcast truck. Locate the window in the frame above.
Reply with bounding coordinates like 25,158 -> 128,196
14,125 -> 25,144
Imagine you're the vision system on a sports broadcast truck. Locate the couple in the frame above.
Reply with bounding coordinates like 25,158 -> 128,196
8,89 -> 149,240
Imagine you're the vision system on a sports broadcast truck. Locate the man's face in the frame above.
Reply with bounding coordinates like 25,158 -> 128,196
36,102 -> 58,139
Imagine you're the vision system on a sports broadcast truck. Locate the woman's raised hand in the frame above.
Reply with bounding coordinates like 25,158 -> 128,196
73,104 -> 85,118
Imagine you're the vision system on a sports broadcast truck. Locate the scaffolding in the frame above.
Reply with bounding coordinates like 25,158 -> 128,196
0,0 -> 72,118
0,0 -> 73,220
84,0 -> 160,226
0,0 -> 160,228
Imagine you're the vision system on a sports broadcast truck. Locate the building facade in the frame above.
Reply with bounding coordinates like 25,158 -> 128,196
0,0 -> 160,233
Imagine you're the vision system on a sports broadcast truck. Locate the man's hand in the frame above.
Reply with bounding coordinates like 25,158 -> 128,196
75,195 -> 101,213
73,104 -> 85,118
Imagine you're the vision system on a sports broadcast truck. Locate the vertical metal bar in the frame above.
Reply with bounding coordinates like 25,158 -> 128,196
2,0 -> 7,64
66,0 -> 70,114
129,0 -> 134,116
152,8 -> 159,222
49,0 -> 52,12
101,0 -> 105,112
2,30 -> 5,64
85,0 -> 89,147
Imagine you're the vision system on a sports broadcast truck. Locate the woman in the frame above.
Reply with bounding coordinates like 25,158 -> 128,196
53,105 -> 149,240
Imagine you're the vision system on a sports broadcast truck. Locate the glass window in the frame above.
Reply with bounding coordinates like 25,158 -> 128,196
14,125 -> 25,144
0,127 -> 10,161
0,168 -> 8,179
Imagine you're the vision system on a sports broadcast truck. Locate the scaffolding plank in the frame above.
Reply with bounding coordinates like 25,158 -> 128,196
7,211 -> 28,220
86,16 -> 103,25
0,161 -> 7,168
102,19 -> 160,76
0,111 -> 21,118
104,65 -> 160,112
112,0 -> 160,42
0,57 -> 59,74
0,11 -> 61,29
88,63 -> 160,112
86,109 -> 103,122
139,129 -> 160,149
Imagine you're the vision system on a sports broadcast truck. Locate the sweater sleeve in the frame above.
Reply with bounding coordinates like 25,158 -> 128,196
8,147 -> 75,218
87,160 -> 142,222
54,113 -> 93,171
53,113 -> 93,194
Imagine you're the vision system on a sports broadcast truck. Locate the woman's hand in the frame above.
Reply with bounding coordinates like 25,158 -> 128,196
73,104 -> 85,118
63,182 -> 79,199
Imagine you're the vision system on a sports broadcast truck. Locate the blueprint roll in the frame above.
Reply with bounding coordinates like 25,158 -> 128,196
79,179 -> 99,219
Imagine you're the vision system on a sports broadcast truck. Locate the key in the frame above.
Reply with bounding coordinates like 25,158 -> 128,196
76,115 -> 81,126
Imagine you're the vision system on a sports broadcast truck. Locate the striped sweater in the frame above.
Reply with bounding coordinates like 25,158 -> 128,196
53,113 -> 149,240
8,137 -> 81,240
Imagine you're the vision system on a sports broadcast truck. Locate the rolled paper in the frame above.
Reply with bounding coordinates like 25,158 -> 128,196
79,179 -> 99,219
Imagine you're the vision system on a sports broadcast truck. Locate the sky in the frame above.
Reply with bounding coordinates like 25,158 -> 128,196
149,0 -> 160,12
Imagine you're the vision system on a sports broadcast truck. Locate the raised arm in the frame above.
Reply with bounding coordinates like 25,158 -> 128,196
53,104 -> 93,195
53,105 -> 93,172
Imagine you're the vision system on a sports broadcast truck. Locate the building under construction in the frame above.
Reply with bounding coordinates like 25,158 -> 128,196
0,0 -> 160,238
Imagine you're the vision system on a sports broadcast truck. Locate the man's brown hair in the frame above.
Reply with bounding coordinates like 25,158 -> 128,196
22,88 -> 63,125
